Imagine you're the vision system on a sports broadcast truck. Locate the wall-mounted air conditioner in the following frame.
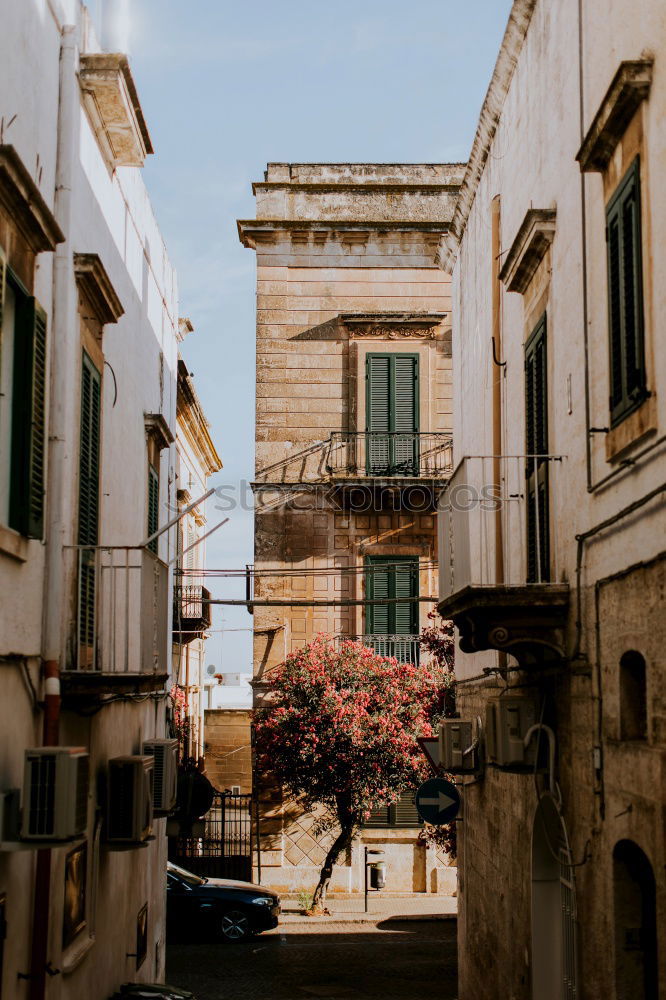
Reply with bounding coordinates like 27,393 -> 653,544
485,697 -> 537,768
439,719 -> 478,774
22,747 -> 89,841
142,739 -> 178,815
106,755 -> 153,844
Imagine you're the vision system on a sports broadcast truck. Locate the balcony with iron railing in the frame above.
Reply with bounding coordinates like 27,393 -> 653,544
65,546 -> 169,695
336,634 -> 422,665
173,584 -> 212,642
327,432 -> 453,480
437,455 -> 570,667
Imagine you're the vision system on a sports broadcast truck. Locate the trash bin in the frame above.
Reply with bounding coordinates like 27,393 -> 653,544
369,861 -> 386,890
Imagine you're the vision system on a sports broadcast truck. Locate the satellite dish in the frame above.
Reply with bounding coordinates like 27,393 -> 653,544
205,664 -> 217,678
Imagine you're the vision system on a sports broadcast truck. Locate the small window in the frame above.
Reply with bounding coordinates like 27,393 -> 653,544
606,158 -> 648,426
365,790 -> 422,828
620,650 -> 647,741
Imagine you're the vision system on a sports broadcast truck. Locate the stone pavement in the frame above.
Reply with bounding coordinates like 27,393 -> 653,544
281,893 -> 457,923
167,918 -> 458,1000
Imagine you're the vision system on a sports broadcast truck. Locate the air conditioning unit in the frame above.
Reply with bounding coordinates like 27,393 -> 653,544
22,747 -> 89,841
142,739 -> 178,815
439,719 -> 477,774
485,697 -> 537,768
106,755 -> 153,844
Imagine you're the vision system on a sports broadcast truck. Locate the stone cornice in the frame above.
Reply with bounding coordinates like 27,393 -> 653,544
576,59 -> 654,172
499,209 -> 556,293
252,181 -> 462,196
0,145 -> 64,253
177,359 -> 222,474
341,312 -> 446,339
74,252 -> 124,324
144,412 -> 175,451
238,218 -> 450,250
438,0 -> 538,272
79,53 -> 153,168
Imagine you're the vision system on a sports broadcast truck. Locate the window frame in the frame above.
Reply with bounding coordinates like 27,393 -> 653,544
605,156 -> 648,427
364,554 -> 419,636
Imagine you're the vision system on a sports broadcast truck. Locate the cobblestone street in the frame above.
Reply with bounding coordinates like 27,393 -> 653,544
167,919 -> 458,1000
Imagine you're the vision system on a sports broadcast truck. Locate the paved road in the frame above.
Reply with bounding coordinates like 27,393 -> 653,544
167,920 -> 457,1000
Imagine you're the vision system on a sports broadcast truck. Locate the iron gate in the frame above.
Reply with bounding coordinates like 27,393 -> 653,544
173,791 -> 254,882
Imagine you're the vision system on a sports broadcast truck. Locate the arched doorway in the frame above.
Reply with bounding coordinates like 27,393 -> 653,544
613,840 -> 658,999
531,795 -> 577,1000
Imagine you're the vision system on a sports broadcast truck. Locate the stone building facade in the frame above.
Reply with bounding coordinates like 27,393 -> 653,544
172,347 -> 222,763
0,2 -> 205,997
437,2 -> 665,998
238,162 -> 462,894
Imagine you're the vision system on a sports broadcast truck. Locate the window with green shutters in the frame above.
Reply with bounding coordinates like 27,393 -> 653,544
78,353 -> 101,650
524,315 -> 550,584
0,251 -> 48,539
365,556 -> 418,636
365,789 -> 422,828
365,353 -> 419,475
606,158 -> 648,427
147,464 -> 159,554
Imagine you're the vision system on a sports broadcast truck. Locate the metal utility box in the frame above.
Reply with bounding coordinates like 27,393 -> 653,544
369,861 -> 386,890
439,719 -> 477,774
485,697 -> 537,768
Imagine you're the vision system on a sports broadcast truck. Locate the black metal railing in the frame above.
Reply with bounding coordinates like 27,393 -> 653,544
173,791 -> 253,882
173,584 -> 212,640
337,634 -> 421,665
327,432 -> 453,478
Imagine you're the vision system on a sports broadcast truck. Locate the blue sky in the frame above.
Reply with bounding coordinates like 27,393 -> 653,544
129,0 -> 513,673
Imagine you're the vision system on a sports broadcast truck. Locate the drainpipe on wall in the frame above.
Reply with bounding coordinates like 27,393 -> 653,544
30,24 -> 79,1000
490,196 -> 507,672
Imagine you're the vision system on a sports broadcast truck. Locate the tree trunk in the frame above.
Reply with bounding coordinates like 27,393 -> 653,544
311,801 -> 357,910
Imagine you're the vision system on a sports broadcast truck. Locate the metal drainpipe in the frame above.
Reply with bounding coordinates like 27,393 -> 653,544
490,195 -> 507,673
30,23 -> 79,1000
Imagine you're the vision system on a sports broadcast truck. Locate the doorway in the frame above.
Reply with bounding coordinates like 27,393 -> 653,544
613,840 -> 658,1000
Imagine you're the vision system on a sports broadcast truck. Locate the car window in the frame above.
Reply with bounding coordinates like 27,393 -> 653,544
167,863 -> 206,887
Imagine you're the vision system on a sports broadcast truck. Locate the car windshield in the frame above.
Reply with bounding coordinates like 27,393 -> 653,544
168,862 -> 208,887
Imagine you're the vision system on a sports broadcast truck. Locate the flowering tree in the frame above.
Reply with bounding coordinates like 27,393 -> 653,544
253,636 -> 450,908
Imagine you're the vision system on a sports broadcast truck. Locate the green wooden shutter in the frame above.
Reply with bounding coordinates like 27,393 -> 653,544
393,560 -> 418,635
366,354 -> 419,474
78,354 -> 101,547
393,789 -> 422,827
147,464 -> 159,553
606,158 -> 647,425
78,354 -> 101,652
366,355 -> 391,473
392,355 -> 418,473
9,296 -> 48,539
366,557 -> 418,636
525,317 -> 549,584
365,558 -> 390,635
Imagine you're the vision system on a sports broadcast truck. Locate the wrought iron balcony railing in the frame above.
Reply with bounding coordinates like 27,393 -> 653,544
337,634 -> 421,665
327,432 -> 453,479
173,584 -> 212,641
72,546 -> 168,673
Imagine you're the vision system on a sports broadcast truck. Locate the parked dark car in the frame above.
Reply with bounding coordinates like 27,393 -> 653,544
109,987 -> 196,1000
166,861 -> 280,942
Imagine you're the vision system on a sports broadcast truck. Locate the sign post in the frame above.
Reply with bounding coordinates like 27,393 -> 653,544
415,777 -> 460,825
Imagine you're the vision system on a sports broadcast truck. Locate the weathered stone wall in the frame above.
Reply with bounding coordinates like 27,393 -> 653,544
204,709 -> 253,794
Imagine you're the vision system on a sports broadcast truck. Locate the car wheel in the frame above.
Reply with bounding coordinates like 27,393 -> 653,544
219,909 -> 251,942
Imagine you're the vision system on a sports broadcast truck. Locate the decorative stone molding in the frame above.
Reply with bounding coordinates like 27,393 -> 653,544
144,412 -> 175,451
79,53 -> 153,168
341,312 -> 446,339
177,317 -> 194,342
438,584 -> 570,668
576,59 -> 654,173
499,209 -> 556,294
73,253 -> 124,325
0,145 -> 64,252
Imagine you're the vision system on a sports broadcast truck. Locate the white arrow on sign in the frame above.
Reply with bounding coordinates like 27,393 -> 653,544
419,792 -> 456,812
